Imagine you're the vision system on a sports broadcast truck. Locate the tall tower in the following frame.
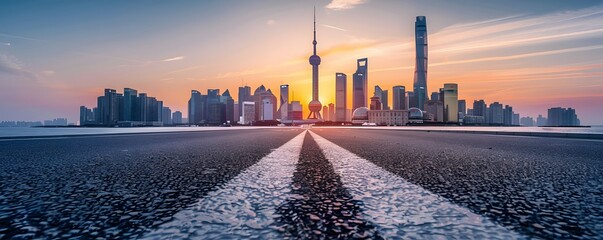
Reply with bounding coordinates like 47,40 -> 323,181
352,58 -> 368,111
307,7 -> 322,119
279,84 -> 289,121
413,16 -> 428,110
335,73 -> 347,122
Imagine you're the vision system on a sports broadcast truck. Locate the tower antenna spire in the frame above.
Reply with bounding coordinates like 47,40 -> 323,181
313,5 -> 317,55
307,6 -> 322,120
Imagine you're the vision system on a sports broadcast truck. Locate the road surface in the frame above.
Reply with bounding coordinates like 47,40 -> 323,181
0,127 -> 601,239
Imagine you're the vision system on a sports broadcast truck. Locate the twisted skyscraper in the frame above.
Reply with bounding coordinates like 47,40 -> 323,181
413,16 -> 428,110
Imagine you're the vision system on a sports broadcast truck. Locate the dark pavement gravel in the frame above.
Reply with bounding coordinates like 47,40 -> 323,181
0,129 -> 302,239
311,128 -> 603,239
274,133 -> 382,239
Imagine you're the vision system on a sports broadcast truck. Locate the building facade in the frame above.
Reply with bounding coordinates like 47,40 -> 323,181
241,101 -> 255,125
547,107 -> 579,126
352,58 -> 368,111
279,84 -> 289,121
335,73 -> 347,122
413,16 -> 428,110
392,85 -> 406,110
368,110 -> 409,126
441,83 -> 458,123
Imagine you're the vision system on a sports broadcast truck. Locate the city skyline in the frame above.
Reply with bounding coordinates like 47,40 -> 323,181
1,1 -> 603,124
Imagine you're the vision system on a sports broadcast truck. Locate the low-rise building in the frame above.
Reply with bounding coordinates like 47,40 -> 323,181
368,110 -> 409,126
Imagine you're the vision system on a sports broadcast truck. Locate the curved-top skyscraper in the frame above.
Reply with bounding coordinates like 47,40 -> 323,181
413,16 -> 428,110
307,8 -> 322,120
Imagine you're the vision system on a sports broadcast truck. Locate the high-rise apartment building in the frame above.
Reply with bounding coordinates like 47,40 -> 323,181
489,102 -> 504,125
473,100 -> 487,117
172,111 -> 182,124
503,105 -> 514,126
82,88 -> 168,126
162,107 -> 172,125
547,107 -> 579,126
520,116 -> 534,126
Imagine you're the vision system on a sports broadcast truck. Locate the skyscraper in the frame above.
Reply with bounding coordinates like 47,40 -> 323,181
322,105 -> 329,121
307,8 -> 322,120
162,107 -> 172,125
503,105 -> 513,126
238,86 -> 251,119
489,102 -> 503,125
82,88 -> 167,127
458,99 -> 466,121
441,83 -> 458,123
473,100 -> 487,117
547,107 -> 579,126
392,86 -> 406,110
122,88 -> 138,121
172,111 -> 182,124
99,89 -> 119,126
279,84 -> 289,121
537,114 -> 547,126
353,58 -> 368,111
188,90 -> 203,125
382,90 -> 389,110
335,73 -> 347,122
413,16 -> 428,110
262,98 -> 274,120
241,101 -> 255,125
328,103 -> 335,122
79,106 -> 94,125
222,89 -> 235,124
374,85 -> 388,110
458,99 -> 466,115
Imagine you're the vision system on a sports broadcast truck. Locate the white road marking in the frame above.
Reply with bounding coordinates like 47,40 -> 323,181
143,130 -> 307,239
309,130 -> 524,239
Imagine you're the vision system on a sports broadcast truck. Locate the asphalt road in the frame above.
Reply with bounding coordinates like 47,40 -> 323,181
0,127 -> 601,239
311,128 -> 603,239
0,129 -> 303,239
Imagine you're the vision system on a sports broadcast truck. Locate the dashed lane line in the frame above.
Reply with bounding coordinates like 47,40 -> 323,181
309,130 -> 524,239
143,130 -> 307,239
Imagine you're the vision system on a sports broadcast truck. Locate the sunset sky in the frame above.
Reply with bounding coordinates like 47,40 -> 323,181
1,0 -> 603,124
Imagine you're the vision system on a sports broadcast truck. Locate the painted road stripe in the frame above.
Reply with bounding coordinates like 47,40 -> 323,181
143,130 -> 307,239
309,130 -> 524,239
